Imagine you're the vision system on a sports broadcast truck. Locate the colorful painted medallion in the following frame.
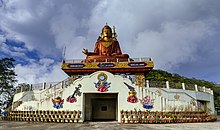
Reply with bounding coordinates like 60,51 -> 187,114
124,82 -> 138,103
140,96 -> 154,109
66,84 -> 82,103
52,96 -> 64,109
127,91 -> 138,103
66,95 -> 77,103
95,72 -> 111,92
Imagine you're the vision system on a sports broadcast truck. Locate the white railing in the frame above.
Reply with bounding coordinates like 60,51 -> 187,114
63,57 -> 152,64
131,58 -> 152,62
64,59 -> 83,64
14,78 -> 213,108
39,77 -> 74,102
31,83 -> 43,90
15,82 -> 60,93
13,77 -> 74,106
146,80 -> 213,95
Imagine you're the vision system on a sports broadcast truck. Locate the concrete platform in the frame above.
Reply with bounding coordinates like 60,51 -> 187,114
0,119 -> 219,130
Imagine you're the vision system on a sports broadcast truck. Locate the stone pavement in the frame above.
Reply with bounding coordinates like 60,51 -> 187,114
0,120 -> 220,130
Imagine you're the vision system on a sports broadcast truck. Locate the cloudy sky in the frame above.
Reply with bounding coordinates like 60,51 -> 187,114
1,0 -> 220,84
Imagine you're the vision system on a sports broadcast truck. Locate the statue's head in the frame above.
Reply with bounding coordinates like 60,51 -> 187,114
101,24 -> 112,39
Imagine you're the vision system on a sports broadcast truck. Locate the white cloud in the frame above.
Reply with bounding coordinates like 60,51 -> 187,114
1,0 -> 220,83
0,42 -> 26,57
0,33 -> 6,44
0,0 -> 96,58
87,0 -> 220,83
12,46 -> 26,52
0,0 -> 60,56
131,19 -> 217,70
49,3 -> 88,59
15,58 -> 67,84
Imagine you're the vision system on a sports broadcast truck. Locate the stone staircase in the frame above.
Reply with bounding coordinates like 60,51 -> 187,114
39,77 -> 77,103
12,77 -> 76,111
146,87 -> 207,112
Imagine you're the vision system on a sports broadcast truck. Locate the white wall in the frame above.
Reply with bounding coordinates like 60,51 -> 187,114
12,71 -> 215,122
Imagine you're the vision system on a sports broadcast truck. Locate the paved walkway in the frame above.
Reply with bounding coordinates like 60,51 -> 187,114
0,120 -> 220,130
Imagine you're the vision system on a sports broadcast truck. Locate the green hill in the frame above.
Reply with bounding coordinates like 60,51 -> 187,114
146,69 -> 220,107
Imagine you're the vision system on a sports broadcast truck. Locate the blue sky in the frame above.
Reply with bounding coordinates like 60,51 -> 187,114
1,0 -> 220,84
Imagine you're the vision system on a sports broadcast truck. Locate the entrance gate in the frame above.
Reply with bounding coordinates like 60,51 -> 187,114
84,93 -> 118,121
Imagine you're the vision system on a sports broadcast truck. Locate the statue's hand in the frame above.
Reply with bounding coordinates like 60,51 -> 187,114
111,53 -> 117,56
82,48 -> 89,55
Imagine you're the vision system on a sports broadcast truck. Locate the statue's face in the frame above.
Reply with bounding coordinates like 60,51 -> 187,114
102,28 -> 112,38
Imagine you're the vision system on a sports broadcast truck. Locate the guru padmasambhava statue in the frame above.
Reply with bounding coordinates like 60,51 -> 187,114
83,24 -> 129,62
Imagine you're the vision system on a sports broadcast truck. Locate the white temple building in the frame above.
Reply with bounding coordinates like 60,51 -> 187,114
9,24 -> 215,123
12,71 -> 214,122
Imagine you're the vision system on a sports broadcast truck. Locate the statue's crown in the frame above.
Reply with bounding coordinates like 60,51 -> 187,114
102,23 -> 112,31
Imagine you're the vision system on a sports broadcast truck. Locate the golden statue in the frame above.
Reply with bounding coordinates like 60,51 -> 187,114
83,24 -> 129,62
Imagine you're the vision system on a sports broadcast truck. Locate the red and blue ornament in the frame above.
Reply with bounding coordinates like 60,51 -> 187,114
124,82 -> 138,103
66,84 -> 82,103
94,72 -> 111,92
140,96 -> 154,109
52,96 -> 64,109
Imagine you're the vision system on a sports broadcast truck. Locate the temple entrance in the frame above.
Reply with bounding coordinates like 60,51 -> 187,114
84,93 -> 118,121
92,98 -> 116,120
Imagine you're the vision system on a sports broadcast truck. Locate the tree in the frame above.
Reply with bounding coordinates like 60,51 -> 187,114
0,58 -> 17,110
